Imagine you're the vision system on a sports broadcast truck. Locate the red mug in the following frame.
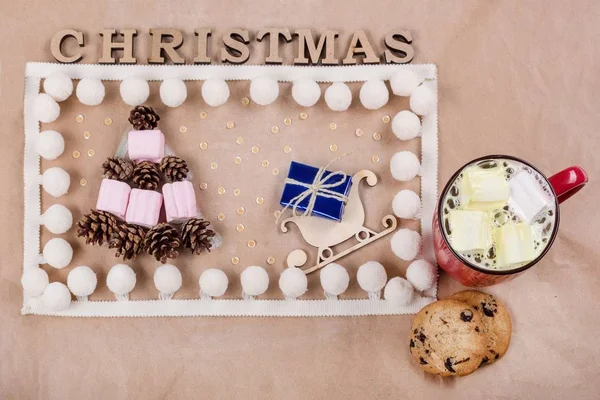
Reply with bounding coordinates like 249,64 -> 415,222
433,155 -> 588,287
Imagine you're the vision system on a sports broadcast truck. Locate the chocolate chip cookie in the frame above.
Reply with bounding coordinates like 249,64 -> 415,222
450,290 -> 512,366
409,300 -> 488,376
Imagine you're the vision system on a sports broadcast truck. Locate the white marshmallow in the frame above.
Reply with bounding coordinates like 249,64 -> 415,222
508,170 -> 553,224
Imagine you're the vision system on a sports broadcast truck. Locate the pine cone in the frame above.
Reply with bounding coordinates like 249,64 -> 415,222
145,223 -> 181,263
159,156 -> 189,182
76,210 -> 117,246
133,161 -> 161,190
109,221 -> 148,260
102,157 -> 134,181
128,105 -> 160,131
181,218 -> 215,255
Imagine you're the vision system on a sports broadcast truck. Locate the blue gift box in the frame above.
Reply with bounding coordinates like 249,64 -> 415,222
279,161 -> 353,222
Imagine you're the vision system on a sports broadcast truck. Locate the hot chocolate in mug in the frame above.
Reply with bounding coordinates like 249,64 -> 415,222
433,155 -> 588,287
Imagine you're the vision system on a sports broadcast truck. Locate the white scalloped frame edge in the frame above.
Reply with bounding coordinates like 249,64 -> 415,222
22,62 -> 438,317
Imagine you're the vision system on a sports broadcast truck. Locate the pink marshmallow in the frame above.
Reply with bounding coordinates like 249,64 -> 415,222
125,189 -> 163,228
128,130 -> 165,163
163,181 -> 197,222
96,178 -> 131,219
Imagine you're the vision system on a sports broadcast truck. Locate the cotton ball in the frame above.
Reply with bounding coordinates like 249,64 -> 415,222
40,204 -> 72,234
43,72 -> 73,102
384,277 -> 414,305
406,259 -> 437,292
41,167 -> 70,197
324,82 -> 352,111
67,266 -> 97,297
241,266 -> 269,296
202,78 -> 230,107
279,268 -> 308,298
392,189 -> 421,219
409,85 -> 436,116
21,268 -> 49,297
120,76 -> 150,106
37,130 -> 65,160
42,238 -> 73,269
154,264 -> 182,296
160,78 -> 187,108
76,78 -> 105,106
292,79 -> 321,107
391,229 -> 422,261
390,70 -> 422,96
42,282 -> 71,311
106,264 -> 136,297
359,80 -> 389,110
320,263 -> 349,296
199,268 -> 228,297
34,93 -> 60,123
357,261 -> 388,293
250,77 -> 279,106
392,110 -> 421,140
390,151 -> 420,182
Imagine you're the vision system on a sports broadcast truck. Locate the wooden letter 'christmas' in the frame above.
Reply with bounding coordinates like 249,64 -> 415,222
220,29 -> 251,64
98,29 -> 138,64
293,29 -> 339,65
257,28 -> 293,64
51,29 -> 84,63
342,30 -> 381,65
148,28 -> 185,64
193,28 -> 212,64
383,30 -> 415,64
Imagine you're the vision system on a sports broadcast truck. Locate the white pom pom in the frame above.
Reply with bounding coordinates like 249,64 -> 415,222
390,151 -> 420,182
202,78 -> 230,107
384,277 -> 414,305
42,282 -> 71,311
42,238 -> 73,269
41,167 -> 70,197
292,79 -> 321,107
392,111 -> 421,140
67,266 -> 97,298
409,85 -> 436,116
107,264 -> 136,300
392,189 -> 421,220
76,78 -> 105,106
320,263 -> 349,297
120,76 -> 150,106
21,268 -> 49,297
240,266 -> 269,297
279,268 -> 308,299
34,93 -> 60,123
43,72 -> 73,102
359,80 -> 389,110
37,130 -> 65,160
160,78 -> 187,108
154,264 -> 182,300
390,70 -> 422,96
41,204 -> 72,234
199,268 -> 228,298
357,261 -> 388,294
324,82 -> 352,111
391,229 -> 422,261
406,259 -> 437,292
250,77 -> 279,106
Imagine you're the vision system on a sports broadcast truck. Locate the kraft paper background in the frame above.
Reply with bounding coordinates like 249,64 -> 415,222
1,0 -> 599,398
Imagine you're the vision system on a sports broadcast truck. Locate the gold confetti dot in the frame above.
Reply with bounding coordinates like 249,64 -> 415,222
72,150 -> 81,159
329,122 -> 337,130
104,117 -> 112,126
372,155 -> 380,163
79,178 -> 87,186
262,160 -> 269,167
266,256 -> 276,265
274,210 -> 282,218
234,156 -> 242,165
382,115 -> 391,124
283,145 -> 292,154
242,97 -> 250,105
256,197 -> 264,205
271,126 -> 280,134
200,111 -> 208,119
329,144 -> 338,152
272,168 -> 280,175
218,213 -> 226,221
234,189 -> 241,196
284,118 -> 292,126
252,146 -> 260,154
231,256 -> 239,265
210,162 -> 218,170
355,128 -> 364,137
87,149 -> 95,157
226,121 -> 235,129
247,240 -> 256,248
200,142 -> 208,150
75,114 -> 84,123
179,126 -> 187,133
83,131 -> 91,139
237,207 -> 245,215
218,186 -> 226,195
299,112 -> 308,120
199,182 -> 208,190
373,132 -> 382,141
236,137 -> 244,145
236,223 -> 245,232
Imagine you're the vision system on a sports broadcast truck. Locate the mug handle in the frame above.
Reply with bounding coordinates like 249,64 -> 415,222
548,166 -> 588,204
